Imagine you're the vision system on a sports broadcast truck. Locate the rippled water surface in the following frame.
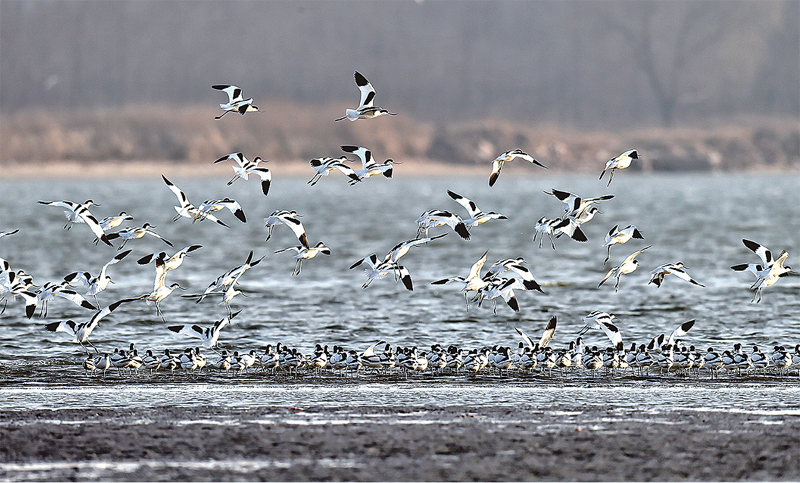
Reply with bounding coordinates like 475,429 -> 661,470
0,172 -> 798,409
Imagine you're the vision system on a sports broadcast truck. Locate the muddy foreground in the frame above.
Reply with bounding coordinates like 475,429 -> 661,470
1,402 -> 798,481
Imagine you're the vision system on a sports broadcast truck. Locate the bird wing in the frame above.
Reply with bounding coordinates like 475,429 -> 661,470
539,316 -> 558,348
353,72 -> 375,109
447,190 -> 480,218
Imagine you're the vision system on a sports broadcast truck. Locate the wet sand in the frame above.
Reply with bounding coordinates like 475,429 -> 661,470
1,402 -> 799,481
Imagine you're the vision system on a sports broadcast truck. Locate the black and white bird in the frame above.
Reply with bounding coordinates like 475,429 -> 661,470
264,210 -> 309,248
136,245 -> 202,272
212,84 -> 260,119
488,149 -> 546,187
275,242 -> 331,276
167,310 -> 241,348
162,175 -> 229,227
334,71 -> 396,122
38,199 -> 112,246
98,212 -> 134,232
473,277 -> 519,313
44,298 -> 140,354
183,250 -> 263,305
0,258 -> 38,318
446,190 -> 507,228
349,255 -> 413,290
579,311 -> 623,347
415,210 -> 471,240
193,198 -> 246,224
599,246 -> 651,291
731,239 -> 792,303
533,216 -> 587,249
35,281 -> 96,318
340,145 -> 399,182
214,152 -> 272,196
603,225 -> 645,265
543,189 -> 615,218
600,149 -> 638,186
483,258 -> 544,293
64,249 -> 132,306
308,156 -> 361,186
649,262 -> 705,288
105,223 -> 173,250
431,249 -> 490,309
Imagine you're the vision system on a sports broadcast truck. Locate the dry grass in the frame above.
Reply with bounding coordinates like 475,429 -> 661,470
1,104 -> 798,176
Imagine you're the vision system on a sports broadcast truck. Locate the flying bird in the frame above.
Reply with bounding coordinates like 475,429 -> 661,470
600,149 -> 638,186
603,225 -> 645,265
488,149 -> 546,187
212,84 -> 259,119
214,152 -> 272,196
334,71 -> 396,122
599,246 -> 652,292
649,262 -> 704,288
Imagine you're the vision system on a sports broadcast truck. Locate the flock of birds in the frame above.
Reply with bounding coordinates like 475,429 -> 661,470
0,71 -> 796,382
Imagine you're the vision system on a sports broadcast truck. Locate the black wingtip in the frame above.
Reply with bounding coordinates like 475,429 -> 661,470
507,297 -> 520,312
235,210 -> 247,223
167,325 -> 181,333
455,223 -> 471,240
489,173 -> 498,187
261,180 -> 270,197
44,321 -> 61,332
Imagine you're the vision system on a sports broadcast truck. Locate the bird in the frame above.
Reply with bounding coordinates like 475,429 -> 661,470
264,210 -> 309,248
105,223 -> 173,250
274,242 -> 331,276
44,297 -> 140,354
98,212 -> 134,232
543,189 -> 615,218
136,245 -> 202,272
600,149 -> 638,186
482,258 -> 544,293
473,277 -> 519,313
349,254 -> 412,290
515,316 -> 558,351
599,246 -> 652,291
0,258 -> 38,318
167,310 -> 241,348
340,145 -> 399,182
431,249 -> 490,310
578,311 -> 623,347
488,149 -> 546,187
35,281 -> 97,318
214,152 -> 272,196
603,225 -> 645,265
183,250 -> 263,305
334,71 -> 396,122
308,156 -> 361,186
162,175 -> 229,227
64,249 -> 132,306
648,262 -> 705,288
731,239 -> 792,303
533,216 -> 587,249
212,84 -> 259,119
446,190 -> 507,228
141,255 -> 183,321
384,234 -> 447,264
415,210 -> 471,240
38,199 -> 112,246
192,198 -> 246,224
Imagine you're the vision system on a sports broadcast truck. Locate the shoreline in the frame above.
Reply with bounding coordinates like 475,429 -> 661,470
1,404 -> 798,481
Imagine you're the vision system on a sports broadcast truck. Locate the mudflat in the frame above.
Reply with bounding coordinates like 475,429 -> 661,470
1,403 -> 798,481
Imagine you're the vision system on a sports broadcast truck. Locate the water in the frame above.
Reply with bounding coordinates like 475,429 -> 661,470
0,171 -> 798,410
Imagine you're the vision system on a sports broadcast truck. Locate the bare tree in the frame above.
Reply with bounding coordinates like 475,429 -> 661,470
600,1 -> 739,126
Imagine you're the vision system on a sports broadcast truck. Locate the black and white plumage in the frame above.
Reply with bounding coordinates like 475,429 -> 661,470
415,210 -> 471,240
543,189 -> 615,218
264,210 -> 309,249
579,311 -> 623,347
105,223 -> 173,250
649,262 -> 705,288
446,190 -> 507,228
38,199 -> 112,246
340,145 -> 399,183
162,175 -> 229,227
516,316 -> 558,350
193,198 -> 246,224
603,225 -> 645,265
600,149 -> 638,186
167,310 -> 241,348
431,249 -> 490,310
64,249 -> 132,306
731,239 -> 792,303
137,245 -> 202,272
349,255 -> 413,291
183,250 -> 263,305
275,242 -> 331,276
0,229 -> 19,239
533,216 -> 587,249
98,212 -> 134,232
212,84 -> 259,119
334,71 -> 396,122
44,298 -> 139,354
488,149 -> 546,187
35,281 -> 96,318
473,277 -> 519,313
214,152 -> 272,196
599,245 -> 651,291
482,258 -> 544,293
308,156 -> 361,186
0,257 -> 37,318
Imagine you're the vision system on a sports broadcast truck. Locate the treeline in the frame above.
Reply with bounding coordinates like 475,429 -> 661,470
1,1 -> 798,129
